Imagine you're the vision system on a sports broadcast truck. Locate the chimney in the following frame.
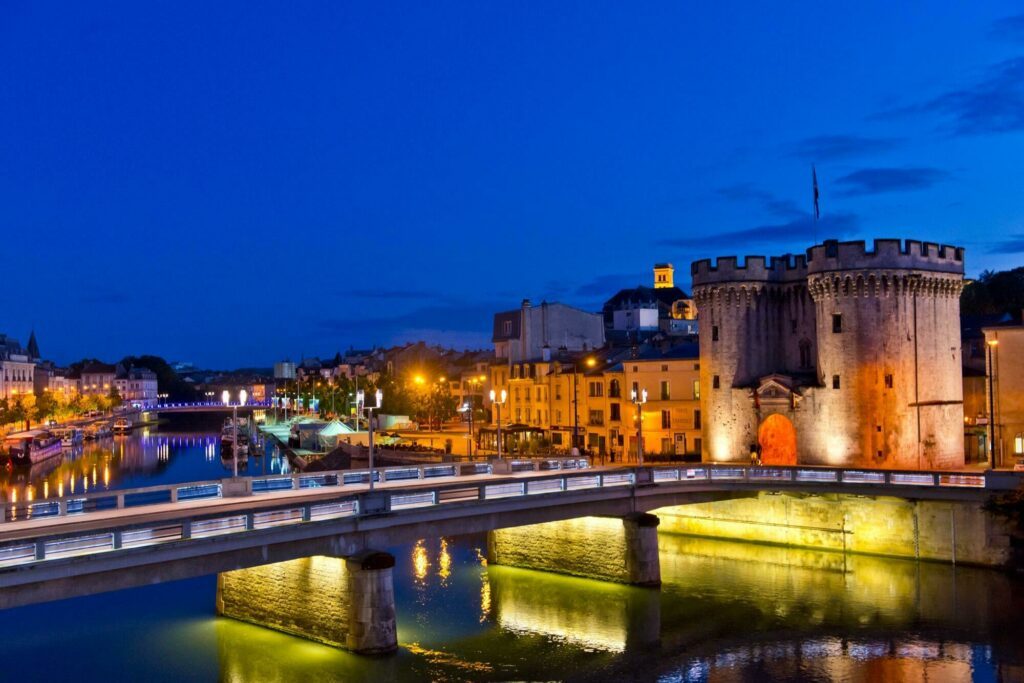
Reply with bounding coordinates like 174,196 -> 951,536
522,299 -> 532,309
542,345 -> 551,362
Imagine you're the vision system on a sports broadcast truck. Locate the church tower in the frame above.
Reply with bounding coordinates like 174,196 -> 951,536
653,263 -> 674,289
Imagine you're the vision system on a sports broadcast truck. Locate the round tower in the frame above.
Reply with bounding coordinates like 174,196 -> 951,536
691,254 -> 810,462
805,239 -> 965,469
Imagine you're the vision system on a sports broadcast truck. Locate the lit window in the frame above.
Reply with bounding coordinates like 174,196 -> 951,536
1015,433 -> 1024,455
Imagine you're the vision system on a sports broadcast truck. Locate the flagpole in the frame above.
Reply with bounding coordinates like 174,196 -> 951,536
812,164 -> 820,244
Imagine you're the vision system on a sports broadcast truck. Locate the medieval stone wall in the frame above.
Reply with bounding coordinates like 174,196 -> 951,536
692,238 -> 965,467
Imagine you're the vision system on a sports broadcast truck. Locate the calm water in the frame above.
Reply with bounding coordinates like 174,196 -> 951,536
0,423 -> 290,503
2,427 -> 1023,681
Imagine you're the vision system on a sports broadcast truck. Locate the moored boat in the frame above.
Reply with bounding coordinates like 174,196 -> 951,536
113,418 -> 132,434
4,430 -> 63,465
53,427 -> 84,447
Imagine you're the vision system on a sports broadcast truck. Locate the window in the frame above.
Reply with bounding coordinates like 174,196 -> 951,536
589,381 -> 604,397
712,325 -> 719,341
514,388 -> 520,400
610,403 -> 621,421
555,384 -> 562,400
694,409 -> 701,429
631,381 -> 639,397
536,387 -> 542,401
884,374 -> 893,389
503,320 -> 512,335
555,410 -> 562,424
694,363 -> 699,370
609,379 -> 621,398
661,364 -> 669,372
1016,433 -> 1024,455
512,366 -> 519,379
712,375 -> 720,389
661,410 -> 671,428
552,432 -> 563,445
660,380 -> 670,400
589,409 -> 604,426
832,313 -> 842,333
692,380 -> 700,399
832,374 -> 841,389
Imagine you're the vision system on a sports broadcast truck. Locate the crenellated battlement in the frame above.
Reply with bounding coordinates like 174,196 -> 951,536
692,237 -> 964,288
805,238 -> 964,275
691,253 -> 808,286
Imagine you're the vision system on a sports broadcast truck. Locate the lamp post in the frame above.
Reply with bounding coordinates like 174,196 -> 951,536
631,387 -> 648,466
221,388 -> 247,477
988,338 -> 999,467
490,389 -> 507,459
567,357 -> 596,454
459,401 -> 474,459
359,389 -> 383,490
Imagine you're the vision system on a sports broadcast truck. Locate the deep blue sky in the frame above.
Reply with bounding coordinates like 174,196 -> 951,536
4,2 -> 1024,367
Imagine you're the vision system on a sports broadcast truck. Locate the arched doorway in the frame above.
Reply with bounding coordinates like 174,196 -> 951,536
758,414 -> 797,465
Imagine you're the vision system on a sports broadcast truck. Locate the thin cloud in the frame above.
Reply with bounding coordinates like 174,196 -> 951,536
575,273 -> 642,297
789,134 -> 903,161
989,14 -> 1024,42
877,57 -> 1024,135
349,288 -> 442,300
657,212 -> 858,249
715,184 -> 804,219
988,234 -> 1024,253
834,167 -> 949,196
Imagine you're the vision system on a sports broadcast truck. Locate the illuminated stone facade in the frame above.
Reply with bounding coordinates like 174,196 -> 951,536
692,238 -> 965,468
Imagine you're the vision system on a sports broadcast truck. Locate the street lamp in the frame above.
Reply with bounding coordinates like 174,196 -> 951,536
358,389 -> 383,490
459,401 -> 474,460
222,389 -> 247,477
631,387 -> 648,466
988,338 -> 999,467
490,389 -> 507,459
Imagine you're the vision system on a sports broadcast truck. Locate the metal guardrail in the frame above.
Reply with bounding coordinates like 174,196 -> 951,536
0,458 -> 587,523
0,463 -> 1014,570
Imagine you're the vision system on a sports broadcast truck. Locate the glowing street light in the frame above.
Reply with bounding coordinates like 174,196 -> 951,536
358,389 -> 384,490
988,338 -> 999,465
222,389 -> 247,478
631,387 -> 648,466
490,389 -> 507,459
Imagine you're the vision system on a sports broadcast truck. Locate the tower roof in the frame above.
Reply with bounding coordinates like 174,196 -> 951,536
26,330 -> 39,360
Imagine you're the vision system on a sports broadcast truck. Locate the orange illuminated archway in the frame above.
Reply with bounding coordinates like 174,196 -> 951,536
758,414 -> 797,466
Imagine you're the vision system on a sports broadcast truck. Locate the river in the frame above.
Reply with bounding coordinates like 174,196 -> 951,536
1,426 -> 1022,681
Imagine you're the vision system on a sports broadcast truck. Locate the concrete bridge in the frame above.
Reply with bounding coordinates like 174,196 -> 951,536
0,461 -> 1018,653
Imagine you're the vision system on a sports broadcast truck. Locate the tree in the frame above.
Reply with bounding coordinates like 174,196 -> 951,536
962,267 -> 1024,320
109,385 -> 123,409
35,391 -> 59,423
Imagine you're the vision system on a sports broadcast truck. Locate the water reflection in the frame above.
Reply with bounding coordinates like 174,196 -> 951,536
0,429 -> 290,504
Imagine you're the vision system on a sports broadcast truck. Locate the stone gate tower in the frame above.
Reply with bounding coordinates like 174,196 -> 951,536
691,238 -> 965,469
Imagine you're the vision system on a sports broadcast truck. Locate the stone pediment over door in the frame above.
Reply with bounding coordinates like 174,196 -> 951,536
753,374 -> 801,410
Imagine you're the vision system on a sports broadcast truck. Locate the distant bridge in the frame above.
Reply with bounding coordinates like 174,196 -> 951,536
0,461 -> 1015,609
150,401 -> 273,414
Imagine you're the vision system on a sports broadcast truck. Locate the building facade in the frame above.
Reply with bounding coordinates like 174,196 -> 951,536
0,334 -> 35,400
692,238 -> 965,469
983,325 -> 1024,468
493,300 -> 604,363
114,366 -> 159,408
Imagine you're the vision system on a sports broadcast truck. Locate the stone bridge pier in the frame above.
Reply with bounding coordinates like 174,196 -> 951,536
216,550 -> 397,655
486,512 -> 662,587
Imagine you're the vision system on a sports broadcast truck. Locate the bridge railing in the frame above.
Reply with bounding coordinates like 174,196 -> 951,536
0,457 -> 590,523
648,464 -> 998,490
0,463 -> 1018,571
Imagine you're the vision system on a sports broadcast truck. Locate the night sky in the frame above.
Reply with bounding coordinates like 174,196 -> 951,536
4,2 -> 1024,368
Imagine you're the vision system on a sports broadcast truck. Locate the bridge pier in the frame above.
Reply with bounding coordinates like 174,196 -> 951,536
216,551 -> 397,655
487,513 -> 661,586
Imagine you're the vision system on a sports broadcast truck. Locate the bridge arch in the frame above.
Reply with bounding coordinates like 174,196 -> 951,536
758,414 -> 797,465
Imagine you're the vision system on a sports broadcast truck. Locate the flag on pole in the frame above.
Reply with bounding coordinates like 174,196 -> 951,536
812,165 -> 820,221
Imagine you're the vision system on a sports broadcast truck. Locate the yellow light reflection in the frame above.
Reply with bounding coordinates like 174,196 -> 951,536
412,539 -> 429,583
438,538 -> 452,584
